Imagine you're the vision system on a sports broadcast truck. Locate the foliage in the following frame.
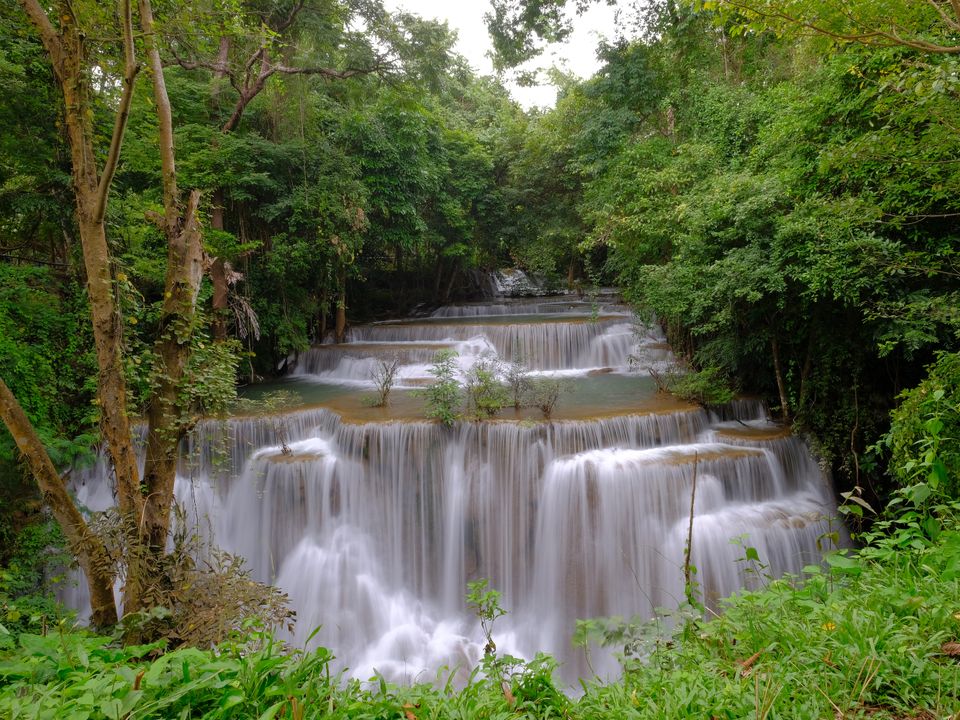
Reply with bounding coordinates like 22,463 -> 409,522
884,351 -> 960,502
527,377 -> 567,419
0,266 -> 97,467
665,365 -> 738,406
0,518 -> 70,637
464,355 -> 509,419
505,349 -> 533,409
421,350 -> 462,426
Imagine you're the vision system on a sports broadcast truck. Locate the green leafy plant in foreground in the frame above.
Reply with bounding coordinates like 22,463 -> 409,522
2,525 -> 960,718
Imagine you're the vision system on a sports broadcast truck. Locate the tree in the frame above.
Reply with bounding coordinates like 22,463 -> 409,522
163,0 -> 392,340
2,0 -> 212,627
703,0 -> 960,55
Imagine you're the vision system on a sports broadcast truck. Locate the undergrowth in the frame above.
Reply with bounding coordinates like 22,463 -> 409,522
1,523 -> 959,719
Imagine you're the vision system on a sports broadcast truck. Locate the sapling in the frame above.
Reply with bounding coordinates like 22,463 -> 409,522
505,348 -> 531,410
370,355 -> 401,407
422,350 -> 462,426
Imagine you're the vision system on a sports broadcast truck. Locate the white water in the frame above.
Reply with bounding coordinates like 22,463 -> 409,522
66,292 -> 845,685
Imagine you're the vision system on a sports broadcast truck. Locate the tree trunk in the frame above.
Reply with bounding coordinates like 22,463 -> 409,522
141,194 -> 204,554
210,257 -> 230,340
78,213 -> 144,519
138,0 -> 207,565
798,329 -> 815,412
318,288 -> 329,344
17,0 -> 145,523
771,335 -> 791,422
443,266 -> 458,303
334,267 -> 347,344
0,378 -> 118,628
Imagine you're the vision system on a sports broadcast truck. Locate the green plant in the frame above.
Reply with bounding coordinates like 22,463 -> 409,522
465,355 -> 508,419
886,351 -> 960,504
527,377 -> 567,419
0,519 -> 71,636
666,365 -> 736,406
505,348 -> 531,410
422,350 -> 463,426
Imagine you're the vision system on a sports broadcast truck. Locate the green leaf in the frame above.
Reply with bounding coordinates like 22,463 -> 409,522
259,701 -> 288,720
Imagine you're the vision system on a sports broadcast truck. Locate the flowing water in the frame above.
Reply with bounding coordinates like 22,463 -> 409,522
68,289 -> 844,684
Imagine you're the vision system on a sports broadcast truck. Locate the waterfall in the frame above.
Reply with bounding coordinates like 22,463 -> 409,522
64,291 -> 845,685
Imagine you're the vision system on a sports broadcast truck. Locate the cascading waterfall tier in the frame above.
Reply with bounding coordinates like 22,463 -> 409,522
66,292 -> 845,685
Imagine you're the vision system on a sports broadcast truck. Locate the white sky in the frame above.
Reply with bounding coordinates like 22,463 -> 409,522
384,0 -> 621,108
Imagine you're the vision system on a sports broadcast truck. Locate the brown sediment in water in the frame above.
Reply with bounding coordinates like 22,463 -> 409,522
715,425 -> 791,441
306,342 -> 456,353
322,387 -> 698,425
229,378 -> 700,424
365,314 -> 627,328
660,446 -> 762,465
266,452 -> 325,464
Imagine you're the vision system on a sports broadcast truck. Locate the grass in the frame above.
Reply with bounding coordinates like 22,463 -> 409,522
1,527 -> 959,719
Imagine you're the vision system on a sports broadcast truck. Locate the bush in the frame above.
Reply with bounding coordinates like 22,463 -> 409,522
528,377 -> 566,419
422,350 -> 462,426
465,355 -> 509,419
885,351 -> 960,501
649,363 -> 737,406
505,350 -> 532,410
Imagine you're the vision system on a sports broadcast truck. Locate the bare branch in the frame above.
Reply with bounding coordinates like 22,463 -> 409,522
94,0 -> 140,224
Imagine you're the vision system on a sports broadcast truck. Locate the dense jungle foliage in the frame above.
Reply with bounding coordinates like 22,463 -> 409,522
2,0 -> 960,716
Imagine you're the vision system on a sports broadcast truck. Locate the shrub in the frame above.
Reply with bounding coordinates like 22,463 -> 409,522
505,350 -> 531,410
465,355 -> 509,419
885,351 -> 960,501
528,377 -> 566,419
423,350 -> 462,426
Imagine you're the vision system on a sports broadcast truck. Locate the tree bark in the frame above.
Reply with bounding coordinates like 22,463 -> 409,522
138,0 -> 207,562
0,378 -> 118,628
17,0 -> 145,523
334,267 -> 347,344
141,193 -> 204,551
770,335 -> 791,422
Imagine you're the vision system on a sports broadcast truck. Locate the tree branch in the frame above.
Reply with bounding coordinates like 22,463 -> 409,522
926,0 -> 960,32
274,0 -> 306,34
16,0 -> 62,71
719,0 -> 960,53
139,0 -> 179,234
94,0 -> 140,224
